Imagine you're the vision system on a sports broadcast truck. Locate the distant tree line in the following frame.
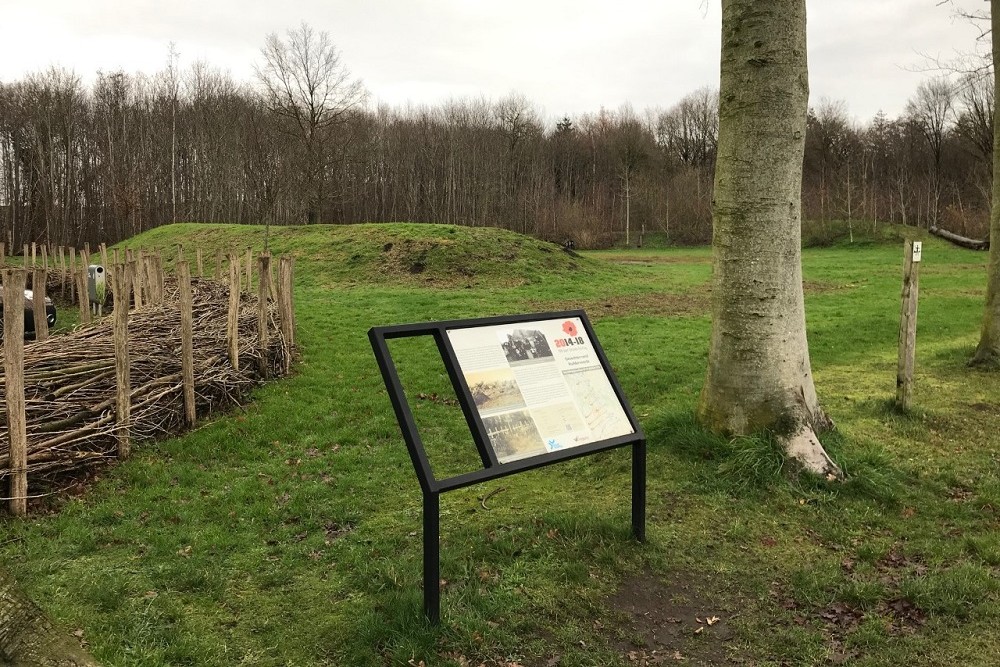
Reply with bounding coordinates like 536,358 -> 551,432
0,25 -> 993,249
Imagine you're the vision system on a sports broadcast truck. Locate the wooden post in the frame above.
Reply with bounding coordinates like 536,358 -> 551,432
175,243 -> 184,268
130,260 -> 143,310
196,248 -> 204,278
68,248 -> 76,302
896,240 -> 922,411
58,247 -> 65,297
41,245 -> 48,272
31,267 -> 48,342
30,243 -> 36,268
100,243 -> 108,270
0,242 -> 5,266
215,248 -> 223,281
76,268 -> 91,324
278,255 -> 295,345
22,244 -> 28,267
178,261 -> 196,426
257,254 -> 271,376
245,247 -> 253,293
112,264 -> 131,458
3,269 -> 28,515
227,254 -> 241,372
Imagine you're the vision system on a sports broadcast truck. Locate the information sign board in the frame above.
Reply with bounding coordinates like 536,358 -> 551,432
369,310 -> 646,623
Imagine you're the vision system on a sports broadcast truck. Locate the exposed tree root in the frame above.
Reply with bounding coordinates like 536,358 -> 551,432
782,425 -> 843,480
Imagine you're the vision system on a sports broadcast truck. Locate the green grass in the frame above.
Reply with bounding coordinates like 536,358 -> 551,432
2,222 -> 999,666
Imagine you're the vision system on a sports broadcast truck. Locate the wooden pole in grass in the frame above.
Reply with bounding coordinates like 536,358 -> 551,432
245,247 -> 253,293
215,248 -> 223,281
3,269 -> 28,515
76,268 -> 90,324
29,243 -> 35,268
0,242 -> 5,266
112,264 -> 131,458
31,267 -> 48,342
227,254 -> 241,371
196,248 -> 204,278
278,254 -> 294,347
896,240 -> 922,411
257,253 -> 271,376
178,260 -> 196,426
100,243 -> 108,270
130,259 -> 143,310
68,248 -> 76,302
58,247 -> 65,298
41,244 -> 48,272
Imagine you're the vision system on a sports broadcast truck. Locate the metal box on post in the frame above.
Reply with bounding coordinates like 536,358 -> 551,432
88,265 -> 106,306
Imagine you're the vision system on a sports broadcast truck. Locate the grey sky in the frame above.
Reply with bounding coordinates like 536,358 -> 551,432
0,0 -> 987,124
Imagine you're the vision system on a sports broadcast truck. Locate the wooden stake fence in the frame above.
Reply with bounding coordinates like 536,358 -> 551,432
2,249 -> 296,511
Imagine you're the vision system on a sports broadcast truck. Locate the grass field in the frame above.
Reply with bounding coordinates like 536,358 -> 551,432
1,222 -> 999,666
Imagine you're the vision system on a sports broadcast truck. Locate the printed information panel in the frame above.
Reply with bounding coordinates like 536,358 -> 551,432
447,316 -> 634,463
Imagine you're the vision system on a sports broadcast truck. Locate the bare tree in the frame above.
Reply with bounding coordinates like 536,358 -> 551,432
255,22 -> 367,224
906,77 -> 955,227
698,0 -> 840,476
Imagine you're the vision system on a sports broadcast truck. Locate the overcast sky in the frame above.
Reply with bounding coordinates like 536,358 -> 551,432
0,0 -> 988,124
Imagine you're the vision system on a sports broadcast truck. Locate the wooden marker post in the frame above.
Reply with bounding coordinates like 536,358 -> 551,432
178,261 -> 196,426
76,268 -> 91,324
0,242 -> 5,266
32,267 -> 48,342
68,248 -> 76,302
100,243 -> 109,271
215,249 -> 223,281
245,247 -> 253,293
196,248 -> 204,278
896,240 -> 922,411
257,254 -> 271,376
3,269 -> 28,515
227,254 -> 241,371
112,265 -> 131,458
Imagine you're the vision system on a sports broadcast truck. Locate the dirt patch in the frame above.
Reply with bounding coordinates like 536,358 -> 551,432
606,569 -> 735,665
530,292 -> 710,319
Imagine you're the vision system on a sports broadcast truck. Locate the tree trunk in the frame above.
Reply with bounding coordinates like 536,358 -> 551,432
970,0 -> 1000,369
698,0 -> 840,477
0,568 -> 100,666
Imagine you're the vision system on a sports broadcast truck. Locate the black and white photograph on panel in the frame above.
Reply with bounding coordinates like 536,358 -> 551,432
501,328 -> 554,364
482,409 -> 546,463
464,368 -> 527,414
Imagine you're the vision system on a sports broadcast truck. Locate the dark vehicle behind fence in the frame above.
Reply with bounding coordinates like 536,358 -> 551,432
0,289 -> 57,338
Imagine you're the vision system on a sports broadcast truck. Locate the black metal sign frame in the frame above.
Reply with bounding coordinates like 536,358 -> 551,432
368,310 -> 646,623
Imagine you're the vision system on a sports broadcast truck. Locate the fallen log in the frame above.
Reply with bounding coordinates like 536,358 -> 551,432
929,226 -> 990,250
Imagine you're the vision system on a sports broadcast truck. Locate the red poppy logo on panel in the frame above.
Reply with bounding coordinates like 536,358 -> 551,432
562,321 -> 578,337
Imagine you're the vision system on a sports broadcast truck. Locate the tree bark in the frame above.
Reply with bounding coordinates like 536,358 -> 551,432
698,0 -> 840,477
0,567 -> 100,666
970,0 -> 1000,369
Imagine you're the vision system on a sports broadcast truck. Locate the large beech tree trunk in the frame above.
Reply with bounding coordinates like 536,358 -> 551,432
698,0 -> 840,477
0,568 -> 99,667
970,0 -> 1000,369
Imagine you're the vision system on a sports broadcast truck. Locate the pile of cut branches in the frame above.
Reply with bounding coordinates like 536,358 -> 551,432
0,277 -> 289,485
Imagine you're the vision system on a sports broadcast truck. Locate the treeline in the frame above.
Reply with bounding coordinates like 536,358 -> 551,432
0,46 -> 993,249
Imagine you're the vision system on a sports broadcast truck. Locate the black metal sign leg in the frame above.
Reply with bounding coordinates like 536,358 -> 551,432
631,441 -> 646,542
423,491 -> 441,623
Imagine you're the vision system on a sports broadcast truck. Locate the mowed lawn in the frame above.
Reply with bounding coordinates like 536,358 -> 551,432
1,223 -> 999,667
